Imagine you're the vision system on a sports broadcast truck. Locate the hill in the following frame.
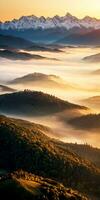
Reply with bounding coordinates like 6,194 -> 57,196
82,96 -> 100,109
0,34 -> 33,49
0,50 -> 46,61
0,85 -> 16,93
0,34 -> 63,52
26,44 -> 63,53
67,144 -> 100,168
0,90 -> 87,116
83,53 -> 100,62
56,29 -> 100,45
68,114 -> 100,130
0,115 -> 99,198
9,73 -> 74,90
53,141 -> 100,168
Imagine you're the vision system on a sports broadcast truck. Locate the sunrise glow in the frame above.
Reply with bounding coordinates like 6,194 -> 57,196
0,0 -> 100,22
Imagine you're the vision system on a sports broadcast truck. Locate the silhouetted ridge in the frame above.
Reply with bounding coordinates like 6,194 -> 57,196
0,34 -> 33,49
0,90 -> 86,116
68,114 -> 100,130
0,49 -> 46,60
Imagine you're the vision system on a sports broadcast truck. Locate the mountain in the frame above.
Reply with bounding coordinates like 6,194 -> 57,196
82,96 -> 100,109
26,44 -> 64,52
0,34 -> 33,49
0,13 -> 100,31
0,28 -> 69,43
0,85 -> 16,93
9,73 -> 74,90
0,34 -> 63,52
54,141 -> 100,168
0,14 -> 100,44
68,114 -> 100,130
0,115 -> 99,198
0,50 -> 47,61
67,144 -> 100,169
0,171 -> 88,200
83,53 -> 100,62
0,90 -> 86,116
56,29 -> 100,45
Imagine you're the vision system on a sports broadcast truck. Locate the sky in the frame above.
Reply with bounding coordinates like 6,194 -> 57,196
0,0 -> 100,22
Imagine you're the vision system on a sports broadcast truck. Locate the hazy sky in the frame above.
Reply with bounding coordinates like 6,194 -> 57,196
0,0 -> 100,22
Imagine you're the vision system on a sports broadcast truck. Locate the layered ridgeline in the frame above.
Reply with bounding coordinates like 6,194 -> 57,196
0,49 -> 48,61
0,90 -> 87,116
0,34 -> 33,49
0,115 -> 100,199
56,29 -> 100,45
0,34 -> 63,52
9,73 -> 74,90
0,171 -> 88,200
0,14 -> 100,45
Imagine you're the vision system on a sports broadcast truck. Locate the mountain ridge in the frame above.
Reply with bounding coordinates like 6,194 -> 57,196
0,90 -> 87,117
0,13 -> 100,31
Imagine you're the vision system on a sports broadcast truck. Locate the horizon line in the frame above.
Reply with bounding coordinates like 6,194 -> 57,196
1,12 -> 100,23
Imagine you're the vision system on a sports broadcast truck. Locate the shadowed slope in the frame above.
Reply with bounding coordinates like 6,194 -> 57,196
0,90 -> 87,116
0,115 -> 99,198
68,114 -> 100,130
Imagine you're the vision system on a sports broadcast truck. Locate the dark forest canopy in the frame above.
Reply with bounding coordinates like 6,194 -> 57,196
0,90 -> 87,116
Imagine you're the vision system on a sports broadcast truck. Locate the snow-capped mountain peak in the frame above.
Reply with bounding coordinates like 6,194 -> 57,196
0,13 -> 100,30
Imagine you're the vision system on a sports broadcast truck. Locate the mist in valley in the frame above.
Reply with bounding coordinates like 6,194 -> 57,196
0,47 -> 100,148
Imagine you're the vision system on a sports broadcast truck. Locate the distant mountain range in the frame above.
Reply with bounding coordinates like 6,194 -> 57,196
0,13 -> 100,30
0,13 -> 100,45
